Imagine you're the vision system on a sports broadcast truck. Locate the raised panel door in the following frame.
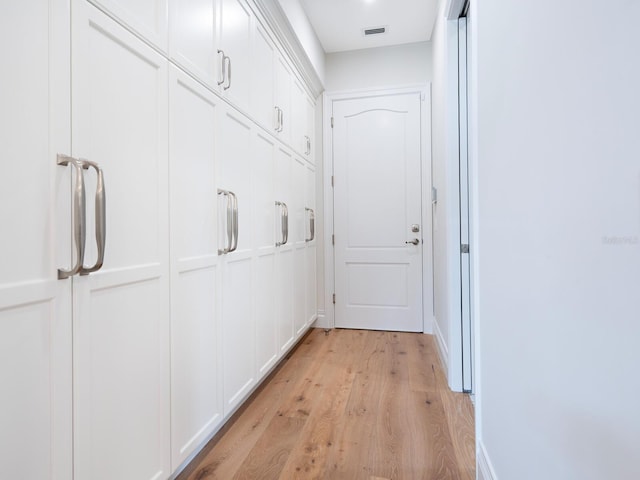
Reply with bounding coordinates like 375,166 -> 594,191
0,1 -> 72,478
218,105 -> 256,415
169,67 -> 223,469
217,0 -> 252,112
274,55 -> 292,143
169,0 -> 217,88
275,146 -> 293,351
305,162 -> 317,324
250,22 -> 275,130
87,0 -> 168,51
72,4 -> 171,479
292,157 -> 306,336
291,79 -> 306,155
252,132 -> 277,377
305,95 -> 315,163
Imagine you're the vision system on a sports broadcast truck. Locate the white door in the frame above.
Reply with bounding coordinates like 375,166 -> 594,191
72,4 -> 171,479
292,156 -> 307,336
252,131 -> 278,377
250,22 -> 275,130
217,0 -> 251,111
218,105 -> 256,415
274,146 -> 294,351
169,0 -> 218,89
168,67 -> 223,468
0,1 -> 72,478
305,162 -> 318,324
274,55 -> 292,142
333,93 -> 423,332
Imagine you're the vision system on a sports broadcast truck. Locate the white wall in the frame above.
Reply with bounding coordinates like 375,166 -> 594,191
430,3 -> 464,390
472,1 -> 640,478
277,0 -> 326,84
324,42 -> 432,92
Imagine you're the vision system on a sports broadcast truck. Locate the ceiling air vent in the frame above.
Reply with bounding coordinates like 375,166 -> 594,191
363,26 -> 387,36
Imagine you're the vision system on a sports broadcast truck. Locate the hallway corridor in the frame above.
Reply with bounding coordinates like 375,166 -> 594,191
178,328 -> 475,480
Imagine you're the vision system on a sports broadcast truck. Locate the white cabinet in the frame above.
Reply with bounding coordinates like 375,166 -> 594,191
1,1 -> 317,478
305,95 -> 316,163
305,162 -> 318,324
88,0 -> 168,51
274,54 -> 292,143
218,106 -> 256,415
217,0 -> 252,111
252,132 -> 278,377
274,146 -> 294,352
71,4 -> 171,479
169,67 -> 223,469
0,1 -> 72,478
291,78 -> 306,156
251,21 -> 275,130
292,156 -> 307,337
169,0 -> 218,89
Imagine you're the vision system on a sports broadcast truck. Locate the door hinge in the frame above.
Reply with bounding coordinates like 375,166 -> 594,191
332,293 -> 336,304
331,175 -> 334,187
461,244 -> 470,254
331,117 -> 334,128
332,234 -> 335,246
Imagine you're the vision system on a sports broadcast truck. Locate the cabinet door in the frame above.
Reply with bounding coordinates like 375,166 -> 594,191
252,132 -> 277,377
218,106 -> 256,415
87,0 -> 168,51
217,0 -> 252,111
169,67 -> 223,469
72,4 -> 170,479
305,95 -> 316,163
250,22 -> 275,130
291,78 -> 306,155
275,146 -> 293,351
0,1 -> 72,478
292,156 -> 307,337
169,0 -> 217,88
305,163 -> 318,324
274,54 -> 292,143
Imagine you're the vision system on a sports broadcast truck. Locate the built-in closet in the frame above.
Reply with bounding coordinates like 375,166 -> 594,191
0,0 -> 319,478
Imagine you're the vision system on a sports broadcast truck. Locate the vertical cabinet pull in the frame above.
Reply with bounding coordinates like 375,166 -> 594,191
304,136 -> 311,155
79,160 -> 106,275
282,202 -> 289,245
57,154 -> 107,279
274,107 -> 284,133
224,55 -> 231,91
57,155 -> 86,279
305,207 -> 315,242
217,49 -> 232,90
275,201 -> 288,246
218,189 -> 238,255
229,190 -> 238,252
217,49 -> 226,86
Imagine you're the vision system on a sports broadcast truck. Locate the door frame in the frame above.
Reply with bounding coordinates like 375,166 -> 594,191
321,85 -> 434,333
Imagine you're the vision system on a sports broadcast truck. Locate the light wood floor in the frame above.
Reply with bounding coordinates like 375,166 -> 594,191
177,328 -> 475,480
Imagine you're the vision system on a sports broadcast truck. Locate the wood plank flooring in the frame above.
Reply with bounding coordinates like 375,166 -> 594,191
177,329 -> 475,480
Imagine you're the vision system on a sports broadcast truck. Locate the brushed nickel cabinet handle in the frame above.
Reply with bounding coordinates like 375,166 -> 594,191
57,154 -> 86,279
79,160 -> 106,275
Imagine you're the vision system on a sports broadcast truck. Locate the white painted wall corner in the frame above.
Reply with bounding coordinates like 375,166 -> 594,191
477,441 -> 498,480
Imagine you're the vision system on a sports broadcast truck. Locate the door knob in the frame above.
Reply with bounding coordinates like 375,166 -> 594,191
405,238 -> 420,245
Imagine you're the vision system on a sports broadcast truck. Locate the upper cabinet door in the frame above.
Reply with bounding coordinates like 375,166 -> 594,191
217,0 -> 252,112
305,95 -> 316,163
291,78 -> 306,156
250,21 -> 275,130
169,0 -> 217,88
87,0 -> 168,51
0,1 -> 72,478
274,54 -> 292,142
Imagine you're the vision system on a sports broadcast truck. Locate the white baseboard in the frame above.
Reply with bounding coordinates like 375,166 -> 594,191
313,310 -> 328,329
432,318 -> 448,374
477,441 -> 498,480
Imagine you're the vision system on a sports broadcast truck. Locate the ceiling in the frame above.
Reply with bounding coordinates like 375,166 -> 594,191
299,0 -> 440,53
